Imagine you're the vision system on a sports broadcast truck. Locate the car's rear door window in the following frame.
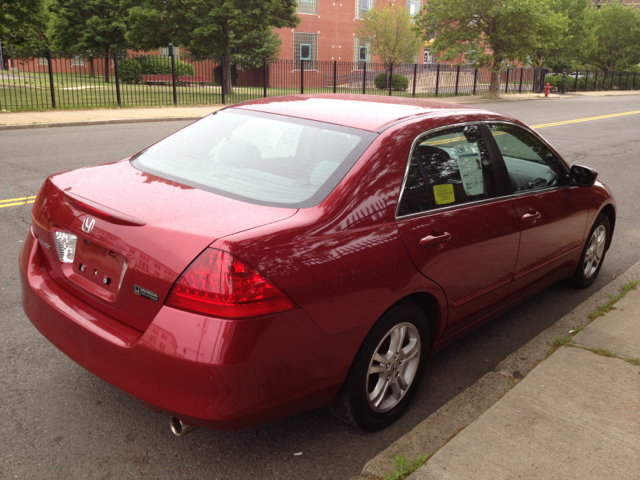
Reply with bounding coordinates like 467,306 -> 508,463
132,109 -> 377,208
398,124 -> 499,216
487,123 -> 567,193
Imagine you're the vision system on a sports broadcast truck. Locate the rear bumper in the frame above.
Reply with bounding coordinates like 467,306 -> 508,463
20,228 -> 360,430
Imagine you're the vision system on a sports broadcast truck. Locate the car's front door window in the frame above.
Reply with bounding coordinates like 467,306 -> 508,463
398,124 -> 499,216
487,123 -> 566,193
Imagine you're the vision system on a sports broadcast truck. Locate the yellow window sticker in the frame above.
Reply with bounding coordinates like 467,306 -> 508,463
433,184 -> 455,205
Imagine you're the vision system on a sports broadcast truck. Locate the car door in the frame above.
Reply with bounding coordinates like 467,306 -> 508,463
395,123 -> 520,336
484,122 -> 589,295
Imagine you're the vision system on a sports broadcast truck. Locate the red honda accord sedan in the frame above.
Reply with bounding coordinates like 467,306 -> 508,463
20,95 -> 615,433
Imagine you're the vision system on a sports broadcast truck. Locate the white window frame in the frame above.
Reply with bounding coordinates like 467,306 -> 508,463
71,55 -> 85,67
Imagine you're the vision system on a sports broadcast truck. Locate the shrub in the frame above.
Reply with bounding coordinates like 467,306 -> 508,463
118,58 -> 142,84
374,72 -> 410,91
118,56 -> 196,84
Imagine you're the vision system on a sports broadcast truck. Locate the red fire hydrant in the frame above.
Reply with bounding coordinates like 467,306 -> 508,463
545,83 -> 551,97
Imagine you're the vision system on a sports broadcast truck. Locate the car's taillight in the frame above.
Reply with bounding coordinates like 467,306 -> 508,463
165,248 -> 297,319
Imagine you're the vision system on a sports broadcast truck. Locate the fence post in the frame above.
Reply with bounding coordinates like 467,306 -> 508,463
333,61 -> 337,94
412,63 -> 418,97
473,67 -> 478,95
220,55 -> 226,105
263,58 -> 268,98
585,70 -> 589,91
300,59 -> 304,94
518,68 -> 523,93
169,45 -> 177,105
619,71 -> 623,90
46,50 -> 56,109
362,61 -> 367,95
625,71 -> 630,90
435,64 -> 440,96
113,52 -> 122,107
0,42 -> 3,71
454,65 -> 460,95
634,72 -> 637,90
574,69 -> 579,91
388,64 -> 393,96
593,70 -> 598,92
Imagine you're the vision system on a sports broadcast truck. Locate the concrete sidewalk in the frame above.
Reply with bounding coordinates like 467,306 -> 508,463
0,105 -> 223,129
408,275 -> 640,479
1,90 -> 638,130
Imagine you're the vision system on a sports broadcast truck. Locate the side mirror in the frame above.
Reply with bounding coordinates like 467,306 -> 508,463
569,165 -> 597,188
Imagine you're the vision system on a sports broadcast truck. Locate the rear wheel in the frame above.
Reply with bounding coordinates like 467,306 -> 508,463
572,213 -> 610,288
329,302 -> 430,431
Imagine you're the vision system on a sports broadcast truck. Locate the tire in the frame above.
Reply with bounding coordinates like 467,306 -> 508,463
329,302 -> 430,431
572,212 -> 610,288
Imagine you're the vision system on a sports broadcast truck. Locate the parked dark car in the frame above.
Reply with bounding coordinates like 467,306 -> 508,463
20,95 -> 615,433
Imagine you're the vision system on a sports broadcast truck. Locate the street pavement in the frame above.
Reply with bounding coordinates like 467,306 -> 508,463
1,93 -> 639,479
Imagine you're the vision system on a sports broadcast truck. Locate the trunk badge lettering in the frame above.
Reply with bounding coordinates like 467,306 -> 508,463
133,285 -> 159,303
82,217 -> 96,234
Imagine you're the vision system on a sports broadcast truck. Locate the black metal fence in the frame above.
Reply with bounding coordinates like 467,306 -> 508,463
0,50 -> 638,112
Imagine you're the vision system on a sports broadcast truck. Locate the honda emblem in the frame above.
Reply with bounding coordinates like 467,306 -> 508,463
82,216 -> 96,234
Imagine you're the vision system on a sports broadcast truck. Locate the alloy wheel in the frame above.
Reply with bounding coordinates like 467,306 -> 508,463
366,323 -> 421,413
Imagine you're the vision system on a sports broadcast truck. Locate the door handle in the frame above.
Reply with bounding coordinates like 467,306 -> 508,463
521,212 -> 541,222
420,232 -> 452,247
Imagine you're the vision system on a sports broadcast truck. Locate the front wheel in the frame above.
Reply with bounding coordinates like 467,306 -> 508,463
329,302 -> 430,431
572,213 -> 610,288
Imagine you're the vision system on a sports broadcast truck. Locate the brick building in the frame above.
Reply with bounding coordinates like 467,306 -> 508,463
274,0 -> 429,65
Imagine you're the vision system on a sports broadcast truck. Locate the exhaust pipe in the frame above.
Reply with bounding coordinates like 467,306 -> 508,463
169,417 -> 199,436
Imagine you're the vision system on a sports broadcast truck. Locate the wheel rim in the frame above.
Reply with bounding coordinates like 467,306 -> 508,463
366,323 -> 421,413
583,225 -> 606,279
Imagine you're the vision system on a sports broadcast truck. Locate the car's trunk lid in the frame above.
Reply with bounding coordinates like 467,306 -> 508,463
31,160 -> 297,331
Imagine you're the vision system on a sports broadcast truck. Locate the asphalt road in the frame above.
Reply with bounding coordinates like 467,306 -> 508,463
1,95 -> 639,479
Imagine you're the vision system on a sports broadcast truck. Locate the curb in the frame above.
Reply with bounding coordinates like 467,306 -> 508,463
358,258 -> 640,480
0,116 -> 203,131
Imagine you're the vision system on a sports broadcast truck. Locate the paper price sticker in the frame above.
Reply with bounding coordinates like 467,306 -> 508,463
433,184 -> 455,205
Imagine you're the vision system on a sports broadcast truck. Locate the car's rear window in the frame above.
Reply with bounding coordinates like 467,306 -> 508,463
131,109 -> 377,208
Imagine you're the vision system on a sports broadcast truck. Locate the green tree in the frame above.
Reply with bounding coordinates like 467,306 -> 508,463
1,0 -> 49,48
416,0 -> 568,96
356,2 -> 422,88
49,0 -> 130,81
583,0 -> 640,71
527,0 -> 591,69
125,0 -> 300,94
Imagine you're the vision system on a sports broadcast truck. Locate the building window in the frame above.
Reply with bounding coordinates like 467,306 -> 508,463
356,0 -> 374,19
37,57 -> 48,66
297,0 -> 318,15
353,36 -> 373,68
160,46 -> 180,59
293,32 -> 318,69
300,44 -> 311,60
407,0 -> 420,15
71,55 -> 85,67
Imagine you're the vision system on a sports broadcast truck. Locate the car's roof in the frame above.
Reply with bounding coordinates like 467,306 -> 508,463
233,94 -> 483,132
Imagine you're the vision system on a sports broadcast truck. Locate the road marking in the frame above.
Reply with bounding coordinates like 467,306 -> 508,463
1,110 -> 639,209
0,200 -> 35,209
531,110 -> 640,129
0,195 -> 37,204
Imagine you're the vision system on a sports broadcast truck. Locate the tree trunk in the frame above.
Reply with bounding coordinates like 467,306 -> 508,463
104,49 -> 110,83
488,56 -> 503,97
387,64 -> 393,89
488,70 -> 501,97
222,28 -> 233,95
89,57 -> 95,77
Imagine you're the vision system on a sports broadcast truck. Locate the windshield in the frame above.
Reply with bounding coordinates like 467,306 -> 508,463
131,109 -> 377,208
